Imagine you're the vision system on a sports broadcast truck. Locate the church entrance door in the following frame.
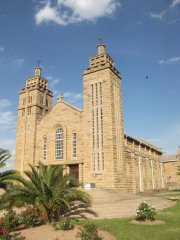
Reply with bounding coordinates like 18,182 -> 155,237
69,164 -> 79,181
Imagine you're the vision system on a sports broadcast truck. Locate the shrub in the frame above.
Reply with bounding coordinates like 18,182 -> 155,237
10,232 -> 26,240
0,219 -> 25,240
52,217 -> 73,231
2,210 -> 19,231
77,222 -> 102,240
1,207 -> 38,231
18,207 -> 38,227
136,201 -> 156,221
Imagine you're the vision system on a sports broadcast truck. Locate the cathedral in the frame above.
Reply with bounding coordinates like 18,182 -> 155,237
15,43 -> 168,193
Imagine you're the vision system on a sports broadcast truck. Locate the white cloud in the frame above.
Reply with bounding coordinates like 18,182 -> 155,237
47,76 -> 61,87
0,139 -> 15,150
148,11 -> 165,20
35,0 -> 120,26
53,90 -> 59,96
11,58 -> 25,69
4,159 -> 14,171
0,100 -> 17,170
137,21 -> 142,25
0,99 -> 16,131
0,142 -> 15,171
159,56 -> 180,64
171,0 -> 180,7
0,47 -> 5,52
0,111 -> 17,131
52,79 -> 61,85
64,91 -> 83,100
46,76 -> 52,80
12,58 -> 25,64
0,56 -> 25,71
0,99 -> 11,109
35,2 -> 67,25
63,91 -> 83,108
168,18 -> 179,24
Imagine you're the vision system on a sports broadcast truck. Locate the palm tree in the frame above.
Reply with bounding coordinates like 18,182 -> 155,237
0,148 -> 11,168
0,162 -> 91,223
0,148 -> 16,190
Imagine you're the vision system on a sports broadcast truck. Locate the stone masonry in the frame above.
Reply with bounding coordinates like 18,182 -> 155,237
15,43 -> 167,193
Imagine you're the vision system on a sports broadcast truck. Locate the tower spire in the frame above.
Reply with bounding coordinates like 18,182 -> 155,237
97,36 -> 106,55
35,60 -> 42,77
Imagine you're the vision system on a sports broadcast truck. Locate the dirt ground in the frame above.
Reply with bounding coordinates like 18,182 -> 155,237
16,224 -> 116,240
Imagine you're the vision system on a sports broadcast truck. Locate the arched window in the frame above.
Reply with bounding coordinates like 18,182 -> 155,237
55,128 -> 64,160
43,137 -> 47,160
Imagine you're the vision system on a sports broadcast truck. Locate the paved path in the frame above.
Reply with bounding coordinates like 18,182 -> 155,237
84,189 -> 174,219
0,189 -> 175,220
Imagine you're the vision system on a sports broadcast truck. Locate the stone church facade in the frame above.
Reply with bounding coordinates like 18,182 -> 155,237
15,43 -> 165,193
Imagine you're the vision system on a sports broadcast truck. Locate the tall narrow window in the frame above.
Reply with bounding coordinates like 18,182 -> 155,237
72,133 -> 77,157
28,96 -> 32,103
91,82 -> 105,172
91,84 -> 94,107
27,107 -> 31,115
40,95 -> 43,104
23,98 -> 26,105
95,83 -> 98,106
22,108 -> 25,116
100,82 -> 102,105
55,128 -> 64,159
43,137 -> 47,160
46,98 -> 48,107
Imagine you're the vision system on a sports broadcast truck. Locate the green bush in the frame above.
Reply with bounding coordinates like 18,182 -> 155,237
136,201 -> 156,221
77,222 -> 102,240
0,218 -> 25,240
52,217 -> 73,231
2,210 -> 19,231
0,207 -> 37,239
18,207 -> 38,227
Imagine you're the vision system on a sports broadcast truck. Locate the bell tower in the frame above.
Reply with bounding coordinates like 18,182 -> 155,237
15,66 -> 53,173
83,42 -> 125,189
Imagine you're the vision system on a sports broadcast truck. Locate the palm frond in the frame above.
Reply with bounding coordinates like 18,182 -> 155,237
0,162 -> 91,222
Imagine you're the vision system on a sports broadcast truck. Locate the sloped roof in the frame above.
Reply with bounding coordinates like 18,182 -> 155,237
124,133 -> 162,153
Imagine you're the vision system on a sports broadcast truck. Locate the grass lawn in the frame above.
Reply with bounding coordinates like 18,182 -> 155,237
77,198 -> 180,240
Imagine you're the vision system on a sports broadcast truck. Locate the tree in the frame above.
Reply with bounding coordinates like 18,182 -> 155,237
0,162 -> 91,223
0,148 -> 11,168
0,148 -> 16,190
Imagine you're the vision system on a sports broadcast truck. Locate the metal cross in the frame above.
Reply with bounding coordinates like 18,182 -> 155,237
98,36 -> 104,45
57,93 -> 64,102
37,60 -> 41,67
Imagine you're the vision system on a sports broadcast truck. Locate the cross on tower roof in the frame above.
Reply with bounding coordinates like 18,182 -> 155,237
57,93 -> 64,102
37,60 -> 41,67
98,36 -> 104,45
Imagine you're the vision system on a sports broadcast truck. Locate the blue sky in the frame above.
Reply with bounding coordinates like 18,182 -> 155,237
0,0 -> 180,170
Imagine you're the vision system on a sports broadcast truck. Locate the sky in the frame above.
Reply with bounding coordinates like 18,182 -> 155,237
0,0 -> 180,170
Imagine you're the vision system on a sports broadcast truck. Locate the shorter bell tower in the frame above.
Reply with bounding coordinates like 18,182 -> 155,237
15,66 -> 53,173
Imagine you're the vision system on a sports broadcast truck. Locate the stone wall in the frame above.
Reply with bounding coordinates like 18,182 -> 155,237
124,135 -> 164,193
163,159 -> 180,189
